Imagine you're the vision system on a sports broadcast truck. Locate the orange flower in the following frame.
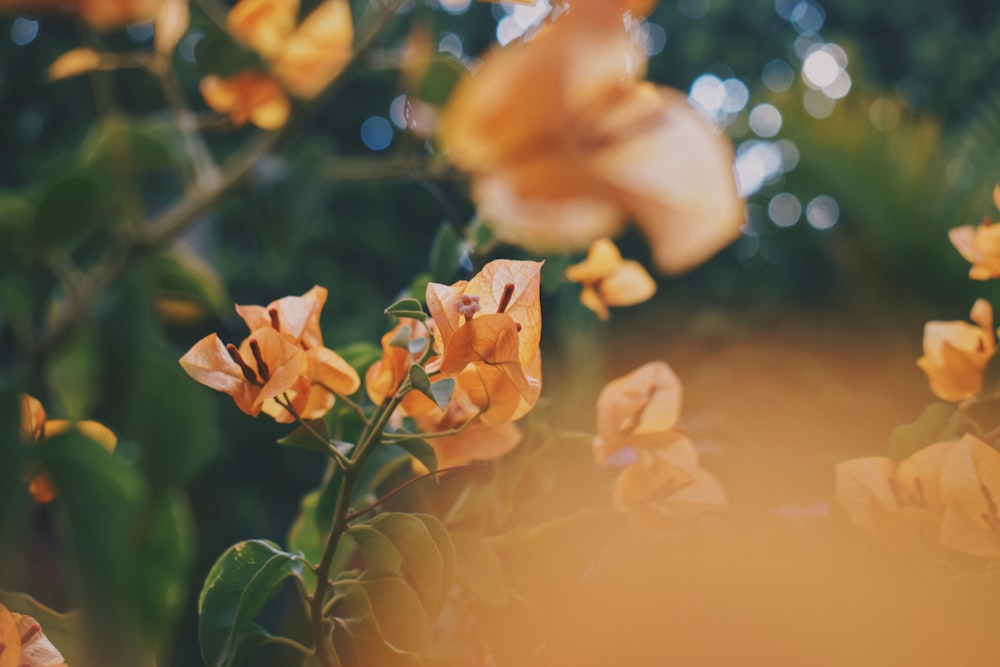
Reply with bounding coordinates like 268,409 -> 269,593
179,326 -> 306,417
226,0 -> 353,99
835,441 -> 955,551
0,0 -> 163,30
593,361 -> 682,465
0,603 -> 67,667
939,434 -> 1000,558
917,299 -> 996,402
199,72 -> 291,130
235,286 -> 360,422
611,434 -> 727,520
19,394 -> 117,504
365,318 -> 431,406
949,188 -> 1000,280
438,0 -> 741,274
405,383 -> 522,469
426,259 -> 542,425
564,237 -> 656,319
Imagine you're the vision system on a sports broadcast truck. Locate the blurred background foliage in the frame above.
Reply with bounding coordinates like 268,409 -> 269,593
3,0 -> 1000,664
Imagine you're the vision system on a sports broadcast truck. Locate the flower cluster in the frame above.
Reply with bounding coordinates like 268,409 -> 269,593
0,603 -> 67,667
949,185 -> 1000,281
438,0 -> 742,275
917,299 -> 996,403
200,0 -> 354,129
836,434 -> 1000,559
594,361 -> 726,521
179,286 -> 360,422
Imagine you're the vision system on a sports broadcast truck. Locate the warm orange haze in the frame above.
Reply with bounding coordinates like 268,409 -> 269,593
3,0 -> 1000,665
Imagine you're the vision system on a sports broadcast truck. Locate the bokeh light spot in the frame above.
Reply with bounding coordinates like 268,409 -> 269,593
11,17 -> 38,46
360,116 -> 393,151
802,49 -> 839,88
678,0 -> 711,20
126,21 -> 154,42
438,0 -> 472,15
749,103 -> 782,138
803,89 -> 835,118
768,192 -> 802,227
762,59 -> 795,93
806,195 -> 839,229
868,97 -> 900,131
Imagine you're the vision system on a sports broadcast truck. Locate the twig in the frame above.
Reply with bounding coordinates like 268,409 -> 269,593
344,462 -> 483,522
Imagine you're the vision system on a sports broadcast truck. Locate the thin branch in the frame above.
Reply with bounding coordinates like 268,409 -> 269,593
344,462 -> 483,522
276,394 -> 351,469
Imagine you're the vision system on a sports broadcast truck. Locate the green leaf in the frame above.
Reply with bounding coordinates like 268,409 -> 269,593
395,437 -> 438,473
0,591 -> 82,666
408,365 -> 453,410
289,489 -> 356,590
385,298 -> 427,322
47,328 -> 99,420
418,56 -> 466,107
198,539 -> 305,667
334,576 -> 428,655
0,389 -> 26,560
83,116 -> 180,172
0,193 -> 32,253
888,402 -> 958,460
370,513 -> 451,616
389,323 -> 413,349
449,531 -> 508,606
278,419 -> 333,455
32,172 -> 108,250
429,223 -> 464,283
349,524 -> 404,574
150,246 -> 230,318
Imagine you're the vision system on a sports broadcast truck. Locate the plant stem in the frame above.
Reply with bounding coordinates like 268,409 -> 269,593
343,462 -> 482,522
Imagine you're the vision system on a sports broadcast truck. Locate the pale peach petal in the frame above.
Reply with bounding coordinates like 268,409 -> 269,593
20,394 -> 46,441
199,73 -> 290,130
235,285 -> 328,347
894,440 -> 956,513
834,456 -> 898,535
13,613 -> 67,667
179,333 -> 250,398
595,361 -> 682,464
227,0 -> 298,59
48,47 -> 102,81
940,434 -> 1000,557
44,420 -> 117,453
0,604 -> 21,667
273,0 -> 353,99
154,0 -> 189,55
565,238 -> 623,284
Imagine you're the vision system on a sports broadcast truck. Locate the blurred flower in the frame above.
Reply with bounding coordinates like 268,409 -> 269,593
564,237 -> 656,319
594,361 -> 681,465
595,361 -> 726,521
917,299 -> 996,402
154,0 -> 189,57
948,187 -> 1000,280
226,0 -> 353,98
611,435 -> 727,519
835,441 -> 955,551
0,0 -> 162,30
19,394 -> 117,504
939,434 -> 1000,558
199,73 -> 291,130
47,47 -> 103,81
427,259 -> 543,425
0,603 -> 67,667
438,0 -> 741,274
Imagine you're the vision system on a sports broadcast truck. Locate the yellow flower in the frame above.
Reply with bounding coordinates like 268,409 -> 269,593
0,603 -> 67,667
199,72 -> 291,130
565,237 -> 656,319
426,259 -> 543,425
226,0 -> 353,98
19,394 -> 117,504
438,0 -> 741,274
917,299 -> 996,402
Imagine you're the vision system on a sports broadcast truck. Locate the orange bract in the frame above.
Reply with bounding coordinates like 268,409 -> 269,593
594,361 -> 682,465
0,0 -> 162,30
438,0 -> 741,274
917,298 -> 996,402
19,394 -> 117,504
226,0 -> 353,99
199,73 -> 291,130
426,259 -> 543,425
365,318 -> 431,406
0,604 -> 67,667
565,237 -> 656,320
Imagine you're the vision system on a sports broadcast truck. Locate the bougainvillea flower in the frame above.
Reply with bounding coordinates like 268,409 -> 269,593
225,0 -> 353,99
179,326 -> 306,417
0,603 -> 67,667
0,0 -> 162,30
835,441 -> 958,550
199,72 -> 291,130
438,0 -> 741,274
235,285 -> 328,349
949,189 -> 1000,280
939,434 -> 1000,558
154,0 -> 189,56
916,298 -> 996,402
47,47 -> 103,81
611,434 -> 727,520
19,394 -> 117,504
426,259 -> 542,425
594,361 -> 682,465
564,237 -> 656,319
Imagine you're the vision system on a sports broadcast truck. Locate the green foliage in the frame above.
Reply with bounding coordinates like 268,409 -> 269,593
888,402 -> 959,460
198,540 -> 305,667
